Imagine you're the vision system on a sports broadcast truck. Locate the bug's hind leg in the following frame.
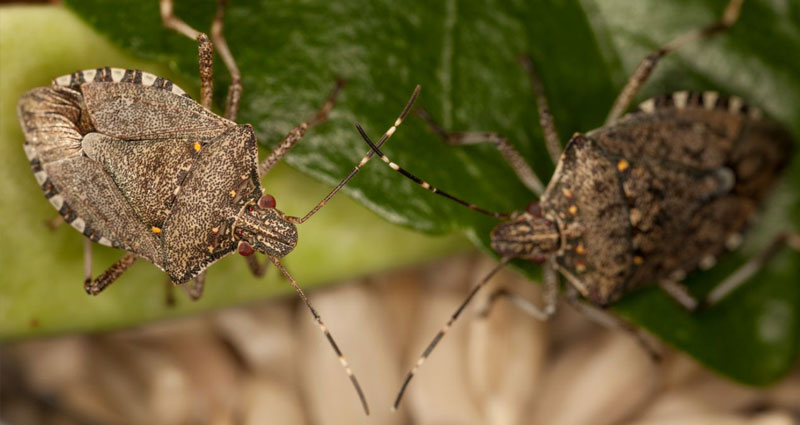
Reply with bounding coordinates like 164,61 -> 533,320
257,79 -> 345,178
160,0 -> 214,109
210,0 -> 242,121
160,0 -> 241,118
605,0 -> 743,124
416,108 -> 546,197
663,231 -> 800,311
84,253 -> 138,296
476,261 -> 559,321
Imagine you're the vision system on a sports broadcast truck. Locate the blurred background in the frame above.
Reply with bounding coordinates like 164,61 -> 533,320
1,1 -> 799,424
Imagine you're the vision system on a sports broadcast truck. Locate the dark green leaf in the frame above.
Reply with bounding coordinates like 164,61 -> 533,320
33,0 -> 800,384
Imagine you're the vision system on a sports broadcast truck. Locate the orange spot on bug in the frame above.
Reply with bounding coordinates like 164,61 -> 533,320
576,260 -> 586,273
576,243 -> 585,255
151,226 -> 162,234
568,205 -> 578,215
617,159 -> 630,172
633,255 -> 644,265
562,188 -> 573,199
194,142 -> 202,152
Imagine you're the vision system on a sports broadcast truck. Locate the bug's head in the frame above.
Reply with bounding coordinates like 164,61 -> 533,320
490,201 -> 559,263
234,194 -> 298,258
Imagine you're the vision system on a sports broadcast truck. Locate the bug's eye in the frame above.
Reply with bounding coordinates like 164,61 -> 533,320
237,240 -> 254,256
258,194 -> 276,209
526,201 -> 542,217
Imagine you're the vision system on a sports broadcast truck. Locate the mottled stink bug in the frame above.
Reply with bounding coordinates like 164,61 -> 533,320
16,0 -> 421,415
356,0 -> 798,409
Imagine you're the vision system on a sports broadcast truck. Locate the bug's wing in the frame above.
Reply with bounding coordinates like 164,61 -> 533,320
82,133 -> 204,230
588,93 -> 792,176
81,82 -> 232,141
163,125 -> 262,283
547,135 -> 753,305
17,87 -> 87,164
41,152 -> 162,263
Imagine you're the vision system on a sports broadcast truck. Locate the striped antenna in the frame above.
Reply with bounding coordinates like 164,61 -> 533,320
393,257 -> 512,411
355,125 -> 510,220
288,85 -> 421,224
269,256 -> 370,415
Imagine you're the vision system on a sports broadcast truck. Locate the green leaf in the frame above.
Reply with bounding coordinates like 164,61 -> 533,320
0,6 -> 465,340
7,0 -> 800,386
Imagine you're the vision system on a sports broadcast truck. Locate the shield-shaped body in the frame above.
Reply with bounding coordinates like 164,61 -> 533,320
17,67 -> 295,283
538,92 -> 792,305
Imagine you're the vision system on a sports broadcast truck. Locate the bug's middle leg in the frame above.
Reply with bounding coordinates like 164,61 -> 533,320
416,108 -> 546,196
257,79 -> 345,178
160,0 -> 214,109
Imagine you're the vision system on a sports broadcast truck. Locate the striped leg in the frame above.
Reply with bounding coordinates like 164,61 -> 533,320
257,79 -> 346,178
392,257 -> 511,411
519,55 -> 562,164
84,253 -> 138,296
285,85 -> 422,224
417,108 -> 545,196
160,0 -> 241,117
604,0 -> 744,124
358,126 -> 510,220
269,256 -> 369,415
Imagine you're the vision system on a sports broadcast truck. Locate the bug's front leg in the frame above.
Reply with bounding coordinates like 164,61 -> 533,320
416,108 -> 546,197
476,260 -> 559,321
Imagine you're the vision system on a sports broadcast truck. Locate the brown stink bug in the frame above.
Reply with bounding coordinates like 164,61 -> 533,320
355,0 -> 799,409
16,0 -> 421,415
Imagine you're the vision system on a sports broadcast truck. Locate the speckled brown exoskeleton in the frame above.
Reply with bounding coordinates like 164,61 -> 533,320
355,0 -> 799,409
16,0 -> 422,415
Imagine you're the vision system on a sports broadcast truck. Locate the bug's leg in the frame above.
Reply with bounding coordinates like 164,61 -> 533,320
269,257 -> 370,415
604,0 -> 744,124
244,254 -> 269,277
477,260 -> 559,321
257,79 -> 345,178
699,231 -> 800,308
210,0 -> 242,121
83,238 -> 93,287
184,271 -> 206,301
165,279 -> 176,307
84,253 -> 138,296
44,216 -> 64,230
658,279 -> 699,311
393,257 -> 511,411
417,108 -> 545,196
160,0 -> 214,109
564,285 -> 663,361
519,55 -> 562,163
287,86 -> 423,224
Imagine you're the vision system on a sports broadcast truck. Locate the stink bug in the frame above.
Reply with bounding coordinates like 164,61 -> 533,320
17,0 -> 421,415
355,0 -> 798,409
